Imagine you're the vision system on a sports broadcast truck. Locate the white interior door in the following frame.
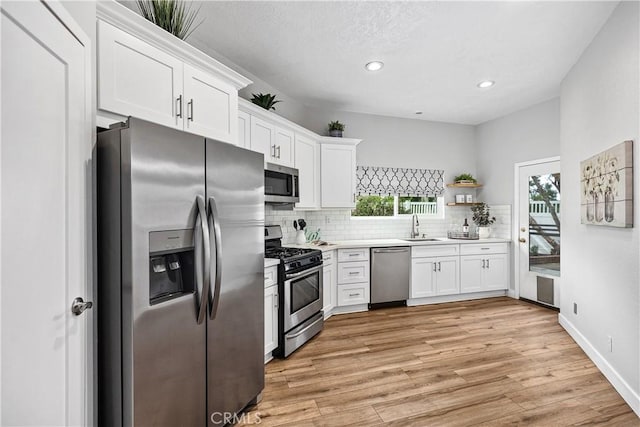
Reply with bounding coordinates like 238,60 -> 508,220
516,159 -> 561,306
1,2 -> 91,425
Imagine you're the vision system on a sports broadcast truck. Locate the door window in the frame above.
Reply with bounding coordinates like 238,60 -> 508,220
528,173 -> 561,275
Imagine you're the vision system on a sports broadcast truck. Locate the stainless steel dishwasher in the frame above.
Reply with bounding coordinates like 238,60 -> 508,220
370,247 -> 411,307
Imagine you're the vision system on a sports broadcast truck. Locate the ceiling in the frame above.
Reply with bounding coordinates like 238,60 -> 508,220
135,1 -> 618,125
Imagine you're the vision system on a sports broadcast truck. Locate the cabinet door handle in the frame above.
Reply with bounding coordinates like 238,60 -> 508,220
486,259 -> 490,269
349,293 -> 360,297
271,144 -> 276,158
276,145 -> 281,159
439,262 -> 442,271
176,95 -> 183,118
274,293 -> 278,309
187,99 -> 194,121
482,259 -> 486,269
433,263 -> 437,272
348,271 -> 359,275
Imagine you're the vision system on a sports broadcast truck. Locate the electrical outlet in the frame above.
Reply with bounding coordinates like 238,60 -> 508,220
573,302 -> 578,315
325,216 -> 331,224
608,336 -> 613,353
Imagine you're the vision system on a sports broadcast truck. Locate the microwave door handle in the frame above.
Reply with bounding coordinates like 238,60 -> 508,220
194,196 -> 211,324
208,196 -> 223,320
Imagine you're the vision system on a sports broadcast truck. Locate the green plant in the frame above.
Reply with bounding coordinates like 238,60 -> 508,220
453,173 -> 477,183
530,245 -> 539,255
352,195 -> 394,217
250,93 -> 281,111
328,121 -> 345,132
470,202 -> 496,227
136,0 -> 202,40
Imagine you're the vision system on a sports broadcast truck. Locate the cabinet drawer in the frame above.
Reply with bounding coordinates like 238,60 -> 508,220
338,248 -> 369,262
412,244 -> 458,258
460,243 -> 508,256
264,266 -> 277,288
322,250 -> 336,266
337,261 -> 370,284
337,283 -> 370,306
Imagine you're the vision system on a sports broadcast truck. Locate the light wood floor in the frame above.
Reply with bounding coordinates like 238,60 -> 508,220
241,297 -> 637,426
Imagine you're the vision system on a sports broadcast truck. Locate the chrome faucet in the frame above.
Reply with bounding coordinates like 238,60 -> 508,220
410,214 -> 420,238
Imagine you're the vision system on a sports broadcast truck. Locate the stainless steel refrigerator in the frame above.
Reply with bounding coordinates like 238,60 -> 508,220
97,117 -> 264,426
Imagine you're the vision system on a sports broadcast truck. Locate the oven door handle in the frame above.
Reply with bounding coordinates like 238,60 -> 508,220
208,196 -> 223,320
286,315 -> 323,339
285,263 -> 323,280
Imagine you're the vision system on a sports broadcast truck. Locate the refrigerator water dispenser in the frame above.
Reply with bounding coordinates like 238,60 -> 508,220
149,230 -> 195,305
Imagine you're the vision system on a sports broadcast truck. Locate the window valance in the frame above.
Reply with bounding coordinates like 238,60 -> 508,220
355,166 -> 444,197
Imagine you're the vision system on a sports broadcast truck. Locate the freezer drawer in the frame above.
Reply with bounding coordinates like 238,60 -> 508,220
370,247 -> 410,304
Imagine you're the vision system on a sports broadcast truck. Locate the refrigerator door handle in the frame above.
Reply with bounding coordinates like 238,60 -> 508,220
194,195 -> 211,324
208,196 -> 223,319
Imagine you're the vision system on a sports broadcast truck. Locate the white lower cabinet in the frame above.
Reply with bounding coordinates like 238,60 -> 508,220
336,249 -> 370,308
264,266 -> 278,359
460,244 -> 509,293
337,283 -> 369,306
322,250 -> 337,317
410,256 -> 459,297
410,245 -> 460,298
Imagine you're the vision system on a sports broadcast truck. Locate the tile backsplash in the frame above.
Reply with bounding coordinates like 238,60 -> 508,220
266,204 -> 512,244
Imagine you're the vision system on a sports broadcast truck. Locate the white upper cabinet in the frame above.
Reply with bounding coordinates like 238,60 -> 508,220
183,64 -> 237,143
98,20 -> 183,130
320,138 -> 361,208
250,115 -> 276,160
294,134 -> 320,209
96,2 -> 251,144
274,127 -> 294,167
237,110 -> 251,149
248,111 -> 295,167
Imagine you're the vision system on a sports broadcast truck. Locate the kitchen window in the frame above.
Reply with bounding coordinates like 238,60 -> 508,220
354,166 -> 445,218
352,195 -> 443,217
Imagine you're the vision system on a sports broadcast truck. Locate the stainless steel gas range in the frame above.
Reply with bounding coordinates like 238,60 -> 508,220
265,225 -> 324,358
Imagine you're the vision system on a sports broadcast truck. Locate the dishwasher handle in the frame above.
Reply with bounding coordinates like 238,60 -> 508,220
372,247 -> 410,254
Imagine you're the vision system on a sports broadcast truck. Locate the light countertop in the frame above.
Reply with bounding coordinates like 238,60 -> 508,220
288,237 -> 511,251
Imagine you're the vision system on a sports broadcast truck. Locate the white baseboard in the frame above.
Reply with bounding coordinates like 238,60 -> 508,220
507,289 -> 517,299
331,304 -> 368,315
407,290 -> 507,306
559,313 -> 640,417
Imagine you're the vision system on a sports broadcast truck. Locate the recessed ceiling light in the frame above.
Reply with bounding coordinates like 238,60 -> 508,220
365,61 -> 384,72
477,80 -> 495,89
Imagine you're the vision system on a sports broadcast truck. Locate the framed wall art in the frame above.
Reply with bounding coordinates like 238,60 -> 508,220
580,140 -> 633,228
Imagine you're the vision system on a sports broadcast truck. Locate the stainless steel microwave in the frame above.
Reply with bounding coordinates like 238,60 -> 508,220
265,163 -> 299,204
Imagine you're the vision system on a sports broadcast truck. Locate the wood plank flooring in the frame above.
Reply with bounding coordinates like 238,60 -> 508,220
240,297 -> 637,426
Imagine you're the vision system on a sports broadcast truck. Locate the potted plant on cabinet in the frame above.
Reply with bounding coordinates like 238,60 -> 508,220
470,202 -> 496,239
250,93 -> 281,111
328,120 -> 345,137
136,0 -> 203,40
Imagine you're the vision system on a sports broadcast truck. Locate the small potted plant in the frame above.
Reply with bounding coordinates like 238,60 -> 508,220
453,173 -> 477,184
328,120 -> 345,137
470,202 -> 495,239
250,93 -> 281,111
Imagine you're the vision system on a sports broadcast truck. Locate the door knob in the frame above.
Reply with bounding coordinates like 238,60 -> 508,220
519,238 -> 526,243
71,297 -> 93,316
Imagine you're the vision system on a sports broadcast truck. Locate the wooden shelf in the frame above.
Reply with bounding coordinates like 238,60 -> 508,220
447,202 -> 483,206
447,183 -> 482,188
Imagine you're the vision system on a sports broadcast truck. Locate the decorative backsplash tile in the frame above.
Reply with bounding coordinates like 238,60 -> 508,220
266,204 -> 512,244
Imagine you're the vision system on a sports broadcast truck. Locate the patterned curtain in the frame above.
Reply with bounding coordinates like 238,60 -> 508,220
356,166 -> 444,197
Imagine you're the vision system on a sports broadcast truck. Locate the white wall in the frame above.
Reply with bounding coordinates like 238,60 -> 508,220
559,1 -> 639,414
475,98 -> 560,205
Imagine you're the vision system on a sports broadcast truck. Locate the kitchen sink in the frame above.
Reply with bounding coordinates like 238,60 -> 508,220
402,238 -> 442,242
